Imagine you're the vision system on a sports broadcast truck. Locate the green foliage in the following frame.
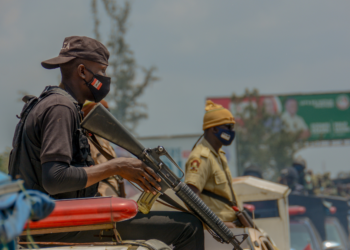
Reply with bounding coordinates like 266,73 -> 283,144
232,89 -> 304,180
0,147 -> 11,174
91,0 -> 159,132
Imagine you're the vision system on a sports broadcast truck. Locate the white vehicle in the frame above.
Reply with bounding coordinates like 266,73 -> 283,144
232,176 -> 290,250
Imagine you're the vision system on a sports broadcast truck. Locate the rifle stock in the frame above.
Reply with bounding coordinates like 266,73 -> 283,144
81,104 -> 144,158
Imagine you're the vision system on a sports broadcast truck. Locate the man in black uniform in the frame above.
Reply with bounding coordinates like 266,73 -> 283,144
9,36 -> 203,250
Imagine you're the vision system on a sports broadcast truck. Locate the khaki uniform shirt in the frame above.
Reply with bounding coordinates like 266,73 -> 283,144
89,136 -> 119,197
184,138 -> 236,222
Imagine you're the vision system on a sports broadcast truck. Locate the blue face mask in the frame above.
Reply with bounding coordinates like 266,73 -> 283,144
214,127 -> 235,145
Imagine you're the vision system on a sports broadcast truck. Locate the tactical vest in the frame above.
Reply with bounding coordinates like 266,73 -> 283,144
8,86 -> 98,199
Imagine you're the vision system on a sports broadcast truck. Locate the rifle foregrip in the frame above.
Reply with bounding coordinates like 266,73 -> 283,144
175,183 -> 242,250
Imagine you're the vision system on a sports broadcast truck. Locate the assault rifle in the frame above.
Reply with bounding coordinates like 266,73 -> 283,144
81,103 -> 247,250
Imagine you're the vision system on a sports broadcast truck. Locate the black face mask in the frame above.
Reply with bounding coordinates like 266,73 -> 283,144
84,67 -> 111,103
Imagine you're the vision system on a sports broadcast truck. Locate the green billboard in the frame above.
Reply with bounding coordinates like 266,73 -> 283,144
210,92 -> 350,141
277,93 -> 350,141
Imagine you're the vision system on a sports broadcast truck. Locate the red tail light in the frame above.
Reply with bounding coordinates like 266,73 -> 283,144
329,206 -> 337,214
289,205 -> 306,216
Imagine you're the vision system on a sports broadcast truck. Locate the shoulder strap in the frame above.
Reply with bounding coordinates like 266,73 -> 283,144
201,189 -> 236,207
22,95 -> 36,104
38,86 -> 78,105
220,162 -> 237,207
192,134 -> 204,150
87,133 -> 114,160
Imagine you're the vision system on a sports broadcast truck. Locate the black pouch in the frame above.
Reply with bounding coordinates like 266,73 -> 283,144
73,128 -> 90,163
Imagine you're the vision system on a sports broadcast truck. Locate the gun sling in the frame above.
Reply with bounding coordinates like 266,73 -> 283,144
201,189 -> 237,207
202,189 -> 261,230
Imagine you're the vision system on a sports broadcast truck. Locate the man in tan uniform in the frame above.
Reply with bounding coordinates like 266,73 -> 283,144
82,100 -> 120,197
185,100 -> 237,228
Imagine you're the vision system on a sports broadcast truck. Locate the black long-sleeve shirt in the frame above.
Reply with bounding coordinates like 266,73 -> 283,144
42,161 -> 87,195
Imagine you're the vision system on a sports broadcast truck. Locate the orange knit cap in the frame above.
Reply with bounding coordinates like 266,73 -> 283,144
203,100 -> 235,130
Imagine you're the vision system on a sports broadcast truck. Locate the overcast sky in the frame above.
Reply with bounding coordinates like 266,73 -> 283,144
1,0 -> 350,176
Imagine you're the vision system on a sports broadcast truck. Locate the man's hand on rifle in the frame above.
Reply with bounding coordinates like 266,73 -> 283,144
114,158 -> 162,195
84,157 -> 162,195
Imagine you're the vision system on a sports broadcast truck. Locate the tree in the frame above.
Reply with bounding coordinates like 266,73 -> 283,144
232,89 -> 305,180
91,0 -> 158,132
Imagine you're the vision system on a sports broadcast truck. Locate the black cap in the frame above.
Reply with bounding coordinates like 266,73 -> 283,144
243,165 -> 263,179
41,36 -> 110,69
